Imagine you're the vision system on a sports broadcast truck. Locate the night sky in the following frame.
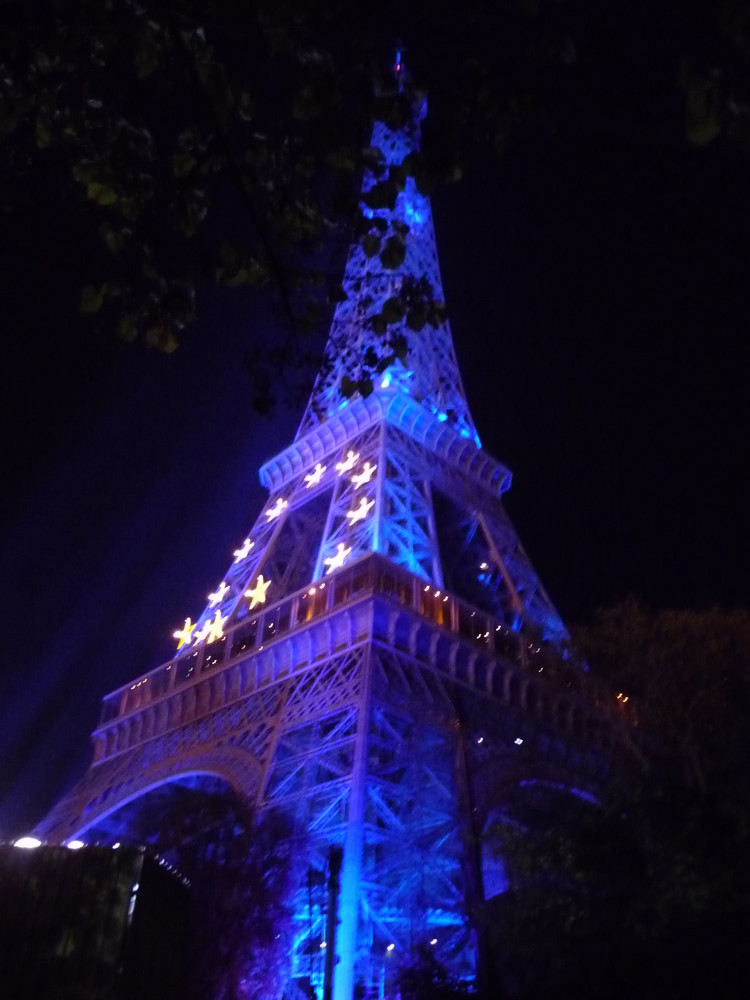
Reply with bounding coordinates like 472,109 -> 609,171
2,7 -> 749,838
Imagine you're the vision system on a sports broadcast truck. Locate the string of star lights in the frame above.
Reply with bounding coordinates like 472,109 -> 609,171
346,497 -> 375,525
265,497 -> 288,520
335,450 -> 360,475
233,538 -> 254,562
207,581 -> 230,607
351,461 -> 377,489
324,543 -> 352,574
244,574 -> 271,609
173,618 -> 196,650
304,463 -> 327,488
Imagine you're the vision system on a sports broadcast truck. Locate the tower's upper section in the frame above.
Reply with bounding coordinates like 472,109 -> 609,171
158,61 -> 567,666
297,64 -> 479,448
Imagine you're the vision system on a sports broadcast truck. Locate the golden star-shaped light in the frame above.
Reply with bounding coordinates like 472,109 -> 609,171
244,574 -> 271,609
351,461 -> 377,489
346,497 -> 375,525
173,617 -> 196,650
335,450 -> 360,475
266,497 -> 288,520
304,463 -> 327,488
205,609 -> 227,643
233,538 -> 254,563
208,581 -> 230,607
324,543 -> 352,574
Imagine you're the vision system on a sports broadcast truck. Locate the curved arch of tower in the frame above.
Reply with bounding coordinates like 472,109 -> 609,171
38,61 -> 616,1000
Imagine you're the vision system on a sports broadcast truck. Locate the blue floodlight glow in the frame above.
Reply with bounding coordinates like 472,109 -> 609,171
380,374 -> 391,388
401,178 -> 427,228
437,412 -> 448,423
519,779 -> 600,806
403,199 -> 426,228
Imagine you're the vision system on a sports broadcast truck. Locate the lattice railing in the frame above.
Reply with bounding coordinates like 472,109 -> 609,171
97,553 -> 583,731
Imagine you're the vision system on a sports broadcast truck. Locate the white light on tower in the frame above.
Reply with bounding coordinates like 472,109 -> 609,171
351,461 -> 377,488
305,463 -> 327,488
324,543 -> 352,574
335,450 -> 360,474
266,497 -> 288,520
207,581 -> 230,607
233,538 -> 254,562
346,497 -> 375,525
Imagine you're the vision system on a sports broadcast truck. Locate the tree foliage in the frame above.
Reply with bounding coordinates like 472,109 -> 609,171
119,783 -> 299,1000
575,599 -> 750,797
398,944 -> 473,1000
2,0 -> 748,408
0,0 -> 579,406
483,601 -> 750,999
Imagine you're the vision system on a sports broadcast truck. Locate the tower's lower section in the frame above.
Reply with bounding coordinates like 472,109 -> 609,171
37,556 -> 609,998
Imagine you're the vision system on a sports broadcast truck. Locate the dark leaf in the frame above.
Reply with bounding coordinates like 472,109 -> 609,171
362,179 -> 398,211
79,284 -> 105,313
375,353 -> 396,374
362,233 -> 381,258
379,235 -> 406,269
86,181 -> 118,206
382,296 -> 405,324
405,309 -> 427,331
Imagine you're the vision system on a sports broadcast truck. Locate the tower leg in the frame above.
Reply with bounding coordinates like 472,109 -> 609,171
333,651 -> 372,1000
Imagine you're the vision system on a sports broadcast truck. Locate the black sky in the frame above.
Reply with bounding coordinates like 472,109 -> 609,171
1,5 -> 749,837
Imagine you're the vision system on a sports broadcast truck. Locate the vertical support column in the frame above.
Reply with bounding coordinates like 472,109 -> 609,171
372,422 -> 387,556
313,475 -> 344,581
423,480 -> 444,588
453,702 -> 496,998
333,647 -> 372,1000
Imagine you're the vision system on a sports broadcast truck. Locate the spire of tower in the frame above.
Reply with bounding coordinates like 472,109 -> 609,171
297,65 -> 480,448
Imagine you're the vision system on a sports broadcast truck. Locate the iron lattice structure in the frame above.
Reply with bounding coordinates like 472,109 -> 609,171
39,69 -> 617,1000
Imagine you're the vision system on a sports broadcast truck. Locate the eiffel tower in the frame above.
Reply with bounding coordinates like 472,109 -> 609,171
38,60 -> 612,1000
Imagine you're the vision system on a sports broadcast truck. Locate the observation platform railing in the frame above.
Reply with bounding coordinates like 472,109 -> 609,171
97,553 -> 584,729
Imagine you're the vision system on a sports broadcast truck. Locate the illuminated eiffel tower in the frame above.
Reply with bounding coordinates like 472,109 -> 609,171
39,60 -> 612,1000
